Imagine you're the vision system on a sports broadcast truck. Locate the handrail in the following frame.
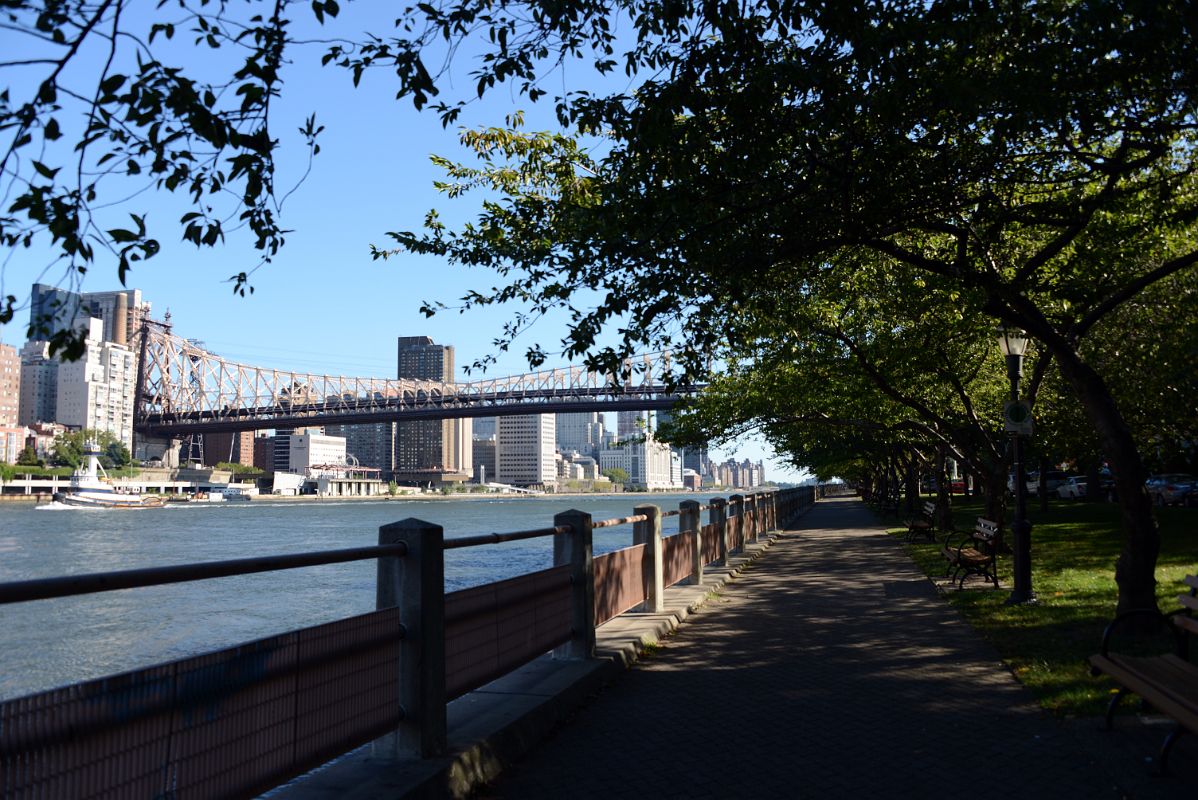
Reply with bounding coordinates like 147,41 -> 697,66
0,543 -> 410,606
660,509 -> 681,518
444,526 -> 572,549
593,514 -> 649,529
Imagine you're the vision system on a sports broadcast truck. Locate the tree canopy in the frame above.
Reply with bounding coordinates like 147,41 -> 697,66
6,1 -> 1197,611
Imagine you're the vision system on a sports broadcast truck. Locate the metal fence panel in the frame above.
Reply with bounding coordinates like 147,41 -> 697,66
444,566 -> 572,700
662,532 -> 693,588
701,523 -> 720,565
593,544 -> 649,627
0,608 -> 403,800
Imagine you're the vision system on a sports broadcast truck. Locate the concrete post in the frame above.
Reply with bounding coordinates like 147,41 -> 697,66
742,493 -> 752,543
680,500 -> 702,585
710,498 -> 728,567
553,509 -> 595,659
729,494 -> 744,554
633,504 -> 663,613
377,518 -> 447,759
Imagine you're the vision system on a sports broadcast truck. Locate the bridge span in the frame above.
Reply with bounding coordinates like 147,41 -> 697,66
134,323 -> 700,436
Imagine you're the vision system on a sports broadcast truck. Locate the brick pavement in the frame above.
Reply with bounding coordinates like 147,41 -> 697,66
476,497 -> 1194,799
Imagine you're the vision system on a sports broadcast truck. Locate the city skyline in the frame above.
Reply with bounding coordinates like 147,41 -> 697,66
0,278 -> 808,482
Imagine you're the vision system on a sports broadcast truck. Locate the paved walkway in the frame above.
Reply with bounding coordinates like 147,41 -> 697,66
476,498 -> 1196,799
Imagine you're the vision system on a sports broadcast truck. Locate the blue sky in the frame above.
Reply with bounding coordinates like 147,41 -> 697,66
0,4 -> 808,482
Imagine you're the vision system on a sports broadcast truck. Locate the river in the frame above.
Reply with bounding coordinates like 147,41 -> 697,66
0,493 -> 698,701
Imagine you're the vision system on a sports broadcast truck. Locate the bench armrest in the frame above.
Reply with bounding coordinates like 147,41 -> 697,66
1097,608 -> 1186,659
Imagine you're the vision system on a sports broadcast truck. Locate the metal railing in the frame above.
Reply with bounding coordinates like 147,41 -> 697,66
0,486 -> 817,799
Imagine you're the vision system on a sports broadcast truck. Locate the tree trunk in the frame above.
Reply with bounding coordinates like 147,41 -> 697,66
1053,347 -> 1159,614
935,444 -> 953,531
905,452 -> 920,514
1038,454 -> 1050,513
983,465 -> 1008,528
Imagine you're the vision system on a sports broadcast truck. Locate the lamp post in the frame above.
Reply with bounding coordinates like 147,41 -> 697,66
997,325 -> 1035,604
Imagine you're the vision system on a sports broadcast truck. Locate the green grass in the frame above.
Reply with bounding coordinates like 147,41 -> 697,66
889,498 -> 1198,717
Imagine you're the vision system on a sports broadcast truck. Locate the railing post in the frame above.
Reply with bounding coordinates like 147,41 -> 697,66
747,494 -> 759,544
680,500 -> 702,585
554,509 -> 595,659
377,518 -> 446,759
634,504 -> 663,613
729,494 -> 744,554
710,498 -> 728,567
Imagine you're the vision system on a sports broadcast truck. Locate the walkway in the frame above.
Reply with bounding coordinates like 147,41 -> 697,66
475,498 -> 1196,799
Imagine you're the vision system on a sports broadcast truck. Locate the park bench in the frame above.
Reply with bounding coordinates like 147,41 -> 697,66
1088,574 -> 1198,774
904,500 -> 938,542
939,517 -> 1000,588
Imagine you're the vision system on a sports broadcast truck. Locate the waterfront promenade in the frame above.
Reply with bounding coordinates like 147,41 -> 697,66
470,498 -> 1196,799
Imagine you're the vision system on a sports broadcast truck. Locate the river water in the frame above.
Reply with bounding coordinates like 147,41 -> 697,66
0,494 -> 697,701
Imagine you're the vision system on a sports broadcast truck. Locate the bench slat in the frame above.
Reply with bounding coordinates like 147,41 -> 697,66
1089,653 -> 1198,732
1174,615 -> 1198,637
1178,594 -> 1198,612
1183,574 -> 1198,590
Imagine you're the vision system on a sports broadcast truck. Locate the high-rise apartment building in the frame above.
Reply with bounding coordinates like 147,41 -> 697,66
18,340 -> 57,426
0,342 -> 20,427
54,318 -> 137,447
472,416 -> 496,439
394,336 -> 471,483
496,414 -> 556,487
28,284 -> 149,345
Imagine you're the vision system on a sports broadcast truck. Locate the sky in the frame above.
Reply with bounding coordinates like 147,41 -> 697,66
0,3 -> 810,483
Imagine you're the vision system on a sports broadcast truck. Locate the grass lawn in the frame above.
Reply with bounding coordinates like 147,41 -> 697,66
888,497 -> 1197,716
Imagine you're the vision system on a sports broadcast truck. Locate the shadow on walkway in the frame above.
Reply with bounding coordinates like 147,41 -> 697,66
478,498 -> 1196,799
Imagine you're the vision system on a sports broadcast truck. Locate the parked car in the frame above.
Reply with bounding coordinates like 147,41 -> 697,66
1026,470 -> 1069,497
1057,476 -> 1087,500
1145,473 -> 1198,507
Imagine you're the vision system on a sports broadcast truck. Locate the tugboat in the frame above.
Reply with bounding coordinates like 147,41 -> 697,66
53,443 -> 165,509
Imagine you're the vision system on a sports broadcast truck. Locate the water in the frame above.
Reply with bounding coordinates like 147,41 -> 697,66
0,494 -> 697,700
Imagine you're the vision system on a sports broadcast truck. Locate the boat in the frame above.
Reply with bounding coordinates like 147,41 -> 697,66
52,443 -> 165,509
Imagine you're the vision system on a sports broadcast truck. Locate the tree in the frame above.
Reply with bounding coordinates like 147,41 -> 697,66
16,444 -> 42,467
601,467 -> 628,485
381,3 -> 1198,614
51,428 -> 123,468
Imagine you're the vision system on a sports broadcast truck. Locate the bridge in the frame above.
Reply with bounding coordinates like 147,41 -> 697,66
134,322 -> 699,436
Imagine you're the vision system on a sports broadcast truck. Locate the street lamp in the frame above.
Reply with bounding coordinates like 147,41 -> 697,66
997,325 -> 1035,604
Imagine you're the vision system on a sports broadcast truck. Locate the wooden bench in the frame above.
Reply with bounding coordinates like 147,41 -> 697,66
904,500 -> 938,542
940,517 -> 1000,588
1088,574 -> 1198,774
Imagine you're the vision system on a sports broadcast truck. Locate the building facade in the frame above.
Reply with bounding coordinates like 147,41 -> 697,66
54,319 -> 137,447
394,336 -> 471,483
201,431 -> 256,467
0,342 -> 20,427
287,432 -> 348,473
330,422 -> 396,475
599,432 -> 682,491
555,411 -> 605,456
496,414 -> 556,487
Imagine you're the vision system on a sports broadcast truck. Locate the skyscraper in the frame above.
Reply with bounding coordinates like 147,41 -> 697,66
393,336 -> 471,483
616,410 -> 652,439
496,414 -> 556,488
555,411 -> 604,456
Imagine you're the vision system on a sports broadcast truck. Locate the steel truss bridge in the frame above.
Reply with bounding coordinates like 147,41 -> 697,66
134,324 -> 699,437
